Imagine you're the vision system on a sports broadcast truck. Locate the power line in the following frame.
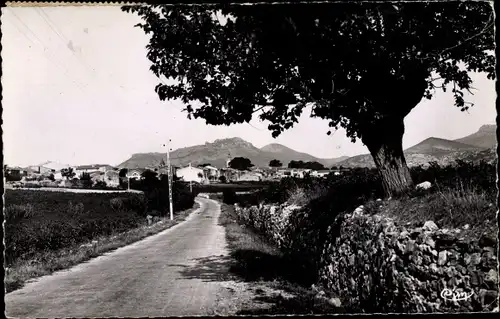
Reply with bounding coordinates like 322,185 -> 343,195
34,8 -> 98,81
35,7 -> 134,98
5,10 -> 88,95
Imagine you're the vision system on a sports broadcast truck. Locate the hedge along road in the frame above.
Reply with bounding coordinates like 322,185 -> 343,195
5,197 -> 241,317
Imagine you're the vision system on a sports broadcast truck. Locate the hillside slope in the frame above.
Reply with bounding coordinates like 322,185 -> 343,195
338,125 -> 495,168
118,138 -> 346,169
260,143 -> 348,167
405,137 -> 482,157
454,124 -> 497,148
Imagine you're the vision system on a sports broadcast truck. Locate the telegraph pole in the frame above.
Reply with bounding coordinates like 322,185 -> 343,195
189,162 -> 192,193
164,141 -> 174,221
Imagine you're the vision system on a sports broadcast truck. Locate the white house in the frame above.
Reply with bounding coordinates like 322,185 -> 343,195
53,172 -> 63,181
238,172 -> 262,182
75,164 -> 113,176
311,170 -> 332,178
30,161 -> 70,175
176,164 -> 205,183
202,165 -> 220,181
126,169 -> 144,180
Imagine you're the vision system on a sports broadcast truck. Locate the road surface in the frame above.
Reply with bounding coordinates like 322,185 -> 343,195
5,197 -> 241,318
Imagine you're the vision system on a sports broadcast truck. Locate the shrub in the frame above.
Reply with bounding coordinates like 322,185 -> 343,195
124,194 -> 148,216
67,201 -> 85,216
22,182 -> 42,188
94,180 -> 108,189
79,172 -> 93,189
6,172 -> 22,182
4,204 -> 36,220
110,197 -> 125,211
223,189 -> 238,204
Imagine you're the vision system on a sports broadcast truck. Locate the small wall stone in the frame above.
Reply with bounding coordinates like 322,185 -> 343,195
234,202 -> 499,313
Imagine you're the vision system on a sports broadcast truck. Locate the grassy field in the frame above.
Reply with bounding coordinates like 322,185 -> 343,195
4,189 -> 198,293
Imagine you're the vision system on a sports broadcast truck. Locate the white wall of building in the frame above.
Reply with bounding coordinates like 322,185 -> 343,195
176,166 -> 204,183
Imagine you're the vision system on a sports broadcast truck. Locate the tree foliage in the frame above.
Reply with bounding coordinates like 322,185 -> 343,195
119,168 -> 128,178
61,168 -> 76,180
80,172 -> 91,181
122,2 -> 494,139
269,159 -> 283,168
288,160 -> 326,170
122,2 -> 494,196
229,157 -> 254,171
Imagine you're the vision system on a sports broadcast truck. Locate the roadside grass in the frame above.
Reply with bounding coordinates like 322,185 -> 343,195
363,184 -> 497,238
218,203 -> 343,315
5,202 -> 199,294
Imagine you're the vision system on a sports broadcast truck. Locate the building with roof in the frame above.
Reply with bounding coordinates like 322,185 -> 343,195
311,169 -> 332,178
29,161 -> 70,175
238,172 -> 262,182
202,165 -> 220,182
126,168 -> 146,180
74,164 -> 114,175
176,164 -> 205,183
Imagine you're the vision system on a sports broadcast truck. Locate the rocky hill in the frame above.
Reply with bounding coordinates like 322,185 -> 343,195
118,137 -> 347,169
260,143 -> 349,167
118,124 -> 495,169
454,124 -> 497,149
338,124 -> 496,168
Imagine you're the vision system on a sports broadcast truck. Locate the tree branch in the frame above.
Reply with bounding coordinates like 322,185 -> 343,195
252,105 -> 272,114
420,12 -> 494,61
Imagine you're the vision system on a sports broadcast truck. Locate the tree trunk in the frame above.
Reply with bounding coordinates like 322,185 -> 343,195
361,116 -> 413,197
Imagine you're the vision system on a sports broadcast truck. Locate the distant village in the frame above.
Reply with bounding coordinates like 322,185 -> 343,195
5,156 -> 350,188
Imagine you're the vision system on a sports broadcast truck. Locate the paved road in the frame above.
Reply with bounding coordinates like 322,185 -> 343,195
5,198 -> 234,318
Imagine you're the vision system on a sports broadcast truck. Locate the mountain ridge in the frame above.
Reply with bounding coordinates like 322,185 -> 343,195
119,138 -> 347,169
118,124 -> 496,169
337,125 -> 496,168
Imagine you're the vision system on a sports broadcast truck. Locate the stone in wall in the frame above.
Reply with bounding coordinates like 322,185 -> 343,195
318,205 -> 498,313
234,201 -> 499,313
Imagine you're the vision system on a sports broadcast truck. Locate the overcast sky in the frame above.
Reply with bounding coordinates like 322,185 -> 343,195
1,6 -> 496,167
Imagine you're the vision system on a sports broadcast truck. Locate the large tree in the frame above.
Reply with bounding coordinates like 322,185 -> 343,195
61,167 -> 76,180
269,159 -> 283,168
122,2 -> 495,196
229,157 -> 254,171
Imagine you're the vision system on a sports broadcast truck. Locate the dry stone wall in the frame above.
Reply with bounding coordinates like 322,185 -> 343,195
233,203 -> 498,313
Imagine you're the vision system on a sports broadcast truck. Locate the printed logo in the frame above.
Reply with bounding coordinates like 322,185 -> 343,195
440,287 -> 474,302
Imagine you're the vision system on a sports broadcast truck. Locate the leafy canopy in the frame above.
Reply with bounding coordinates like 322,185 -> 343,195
61,167 -> 76,180
269,159 -> 283,167
229,157 -> 254,171
288,160 -> 326,170
122,2 -> 494,142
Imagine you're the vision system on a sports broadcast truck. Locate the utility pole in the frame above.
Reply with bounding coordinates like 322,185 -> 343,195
189,162 -> 192,193
164,141 -> 174,221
